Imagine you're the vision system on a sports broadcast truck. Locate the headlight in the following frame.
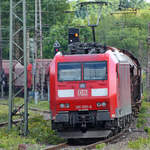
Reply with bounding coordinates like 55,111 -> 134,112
97,102 -> 101,107
60,103 -> 70,108
65,103 -> 70,108
60,103 -> 65,108
102,102 -> 106,107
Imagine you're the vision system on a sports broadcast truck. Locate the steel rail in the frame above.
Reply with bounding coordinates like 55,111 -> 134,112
0,119 -> 23,127
42,129 -> 128,150
0,103 -> 50,113
43,143 -> 68,150
43,120 -> 135,150
82,128 -> 128,150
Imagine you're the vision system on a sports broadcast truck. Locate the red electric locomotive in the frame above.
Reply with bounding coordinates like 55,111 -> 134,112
49,43 -> 141,139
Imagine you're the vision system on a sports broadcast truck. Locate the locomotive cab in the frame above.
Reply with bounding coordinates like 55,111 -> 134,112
49,47 -> 141,139
50,51 -> 114,138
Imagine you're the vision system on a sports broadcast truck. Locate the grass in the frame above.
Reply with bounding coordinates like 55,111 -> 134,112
0,97 -> 49,123
136,92 -> 150,128
0,97 -> 49,110
136,101 -> 149,128
0,115 -> 65,150
128,92 -> 150,150
0,98 -> 8,105
0,103 -> 48,123
1,92 -> 150,150
29,99 -> 49,110
96,143 -> 106,149
0,98 -> 64,149
28,116 -> 64,144
128,137 -> 150,150
0,129 -> 37,150
0,105 -> 9,123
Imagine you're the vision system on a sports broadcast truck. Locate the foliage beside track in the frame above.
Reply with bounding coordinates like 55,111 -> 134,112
14,97 -> 49,110
136,92 -> 150,128
0,98 -> 49,110
128,93 -> 150,150
0,105 -> 8,123
128,137 -> 150,150
29,99 -> 49,110
0,128 -> 37,150
28,116 -> 64,144
0,98 -> 49,123
0,115 -> 64,150
96,143 -> 106,150
0,99 -> 64,149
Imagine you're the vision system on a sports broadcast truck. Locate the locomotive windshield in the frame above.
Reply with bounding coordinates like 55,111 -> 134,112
58,61 -> 107,81
58,63 -> 81,81
83,62 -> 107,80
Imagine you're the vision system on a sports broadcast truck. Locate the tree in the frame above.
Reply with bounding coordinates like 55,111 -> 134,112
1,0 -> 70,59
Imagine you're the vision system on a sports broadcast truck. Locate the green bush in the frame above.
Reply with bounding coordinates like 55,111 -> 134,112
144,127 -> 150,135
136,101 -> 149,128
128,137 -> 150,150
0,115 -> 65,149
29,100 -> 49,110
0,105 -> 8,123
96,143 -> 106,149
28,116 -> 65,144
0,128 -> 36,150
136,117 -> 146,128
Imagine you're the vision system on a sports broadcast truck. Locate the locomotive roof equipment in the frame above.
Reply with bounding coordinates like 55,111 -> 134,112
77,1 -> 108,43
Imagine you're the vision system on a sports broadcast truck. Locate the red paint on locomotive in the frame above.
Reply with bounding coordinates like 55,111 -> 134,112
49,48 -> 141,139
50,53 -> 114,117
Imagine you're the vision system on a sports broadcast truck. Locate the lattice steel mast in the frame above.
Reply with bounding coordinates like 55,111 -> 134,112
8,0 -> 28,136
34,0 -> 44,101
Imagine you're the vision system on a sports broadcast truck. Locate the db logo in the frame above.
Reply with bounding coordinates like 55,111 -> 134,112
78,89 -> 88,97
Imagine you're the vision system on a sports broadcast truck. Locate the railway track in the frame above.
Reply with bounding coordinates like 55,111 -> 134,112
0,102 -> 141,150
44,143 -> 68,150
0,103 -> 50,128
0,102 -> 50,114
0,121 -> 9,127
82,128 -> 128,150
0,118 -> 132,150
43,114 -> 140,150
43,124 -> 132,150
29,107 -> 50,114
0,119 -> 23,127
43,104 -> 140,150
